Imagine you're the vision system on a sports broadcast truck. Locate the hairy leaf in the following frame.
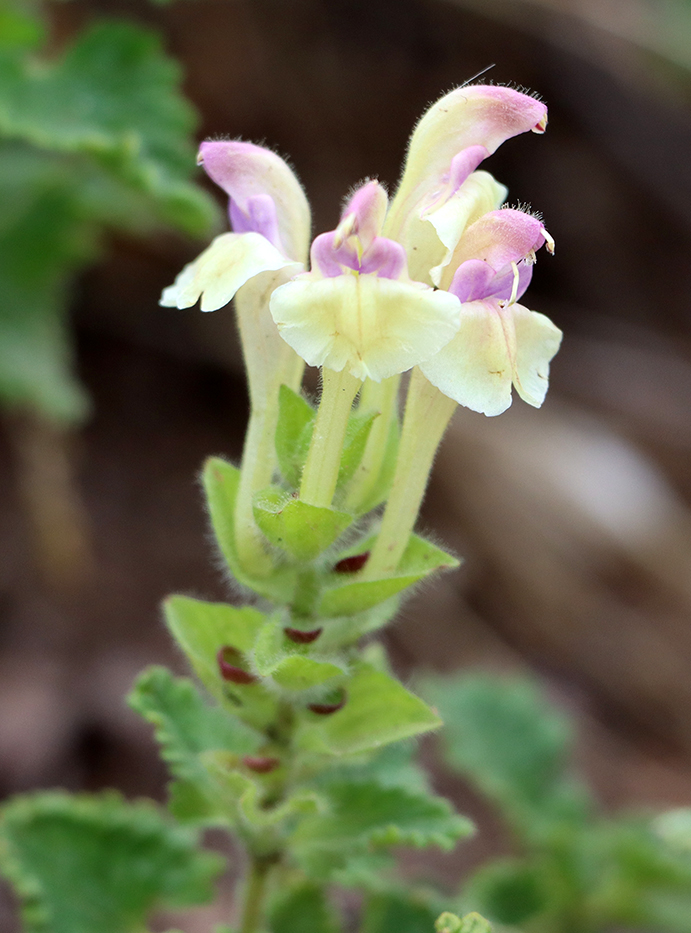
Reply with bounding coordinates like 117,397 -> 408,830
336,409 -> 377,490
319,535 -> 459,617
253,487 -> 352,561
202,457 -> 297,602
424,673 -> 583,828
128,666 -> 261,823
299,663 -> 441,756
0,790 -> 223,933
252,619 -> 347,691
0,21 -> 214,234
292,780 -> 471,878
275,384 -> 315,487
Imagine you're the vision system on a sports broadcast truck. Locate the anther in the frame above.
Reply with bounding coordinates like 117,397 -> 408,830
542,227 -> 555,255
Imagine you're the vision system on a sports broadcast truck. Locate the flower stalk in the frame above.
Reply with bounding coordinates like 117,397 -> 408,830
233,281 -> 305,574
364,368 -> 457,578
299,368 -> 361,508
345,374 -> 400,513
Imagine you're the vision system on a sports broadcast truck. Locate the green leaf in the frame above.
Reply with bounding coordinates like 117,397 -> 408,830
0,18 -> 217,420
252,619 -> 346,691
300,663 -> 441,756
292,780 -> 472,878
325,742 -> 431,796
0,21 -> 215,234
463,860 -> 547,927
164,595 -> 263,692
253,487 -> 353,561
164,595 -> 278,731
319,535 -> 459,617
315,599 -> 401,651
270,883 -> 340,933
128,666 -> 261,823
202,457 -> 297,603
424,673 -> 585,828
362,892 -> 442,933
0,143 -> 93,421
0,790 -> 223,933
336,409 -> 377,490
276,385 -> 315,487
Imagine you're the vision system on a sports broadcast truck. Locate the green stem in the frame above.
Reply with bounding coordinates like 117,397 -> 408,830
344,375 -> 399,513
364,368 -> 456,578
300,368 -> 361,508
239,854 -> 274,933
233,281 -> 305,576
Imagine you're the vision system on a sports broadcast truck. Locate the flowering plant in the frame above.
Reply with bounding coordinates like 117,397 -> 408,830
0,83 -> 573,933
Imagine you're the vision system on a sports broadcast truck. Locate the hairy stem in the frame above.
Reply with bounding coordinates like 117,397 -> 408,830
364,368 -> 456,577
239,854 -> 274,933
300,368 -> 361,508
345,374 -> 399,513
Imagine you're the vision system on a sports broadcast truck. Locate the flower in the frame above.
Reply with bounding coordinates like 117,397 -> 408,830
160,140 -> 310,312
419,208 -> 562,416
161,84 -> 562,415
270,83 -> 560,396
385,83 -> 549,287
268,180 -> 461,382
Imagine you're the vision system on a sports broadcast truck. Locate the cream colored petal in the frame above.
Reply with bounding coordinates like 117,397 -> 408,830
386,85 -> 547,242
270,274 -> 461,382
159,232 -> 301,312
398,172 -> 506,286
419,300 -> 515,416
510,303 -> 563,408
427,172 -> 507,288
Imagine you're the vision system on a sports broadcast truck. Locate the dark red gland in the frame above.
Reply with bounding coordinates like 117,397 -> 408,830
217,646 -> 258,685
308,691 -> 347,715
334,551 -> 370,574
243,755 -> 280,774
284,626 -> 323,644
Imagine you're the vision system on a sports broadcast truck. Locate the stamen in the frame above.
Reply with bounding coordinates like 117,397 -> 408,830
508,261 -> 520,306
542,226 -> 555,254
333,212 -> 357,248
532,112 -> 548,134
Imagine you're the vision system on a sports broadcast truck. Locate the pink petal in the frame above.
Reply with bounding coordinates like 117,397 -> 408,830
198,140 -> 311,263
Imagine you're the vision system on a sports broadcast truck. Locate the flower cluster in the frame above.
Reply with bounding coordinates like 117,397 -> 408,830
162,84 -> 562,579
162,83 -> 561,418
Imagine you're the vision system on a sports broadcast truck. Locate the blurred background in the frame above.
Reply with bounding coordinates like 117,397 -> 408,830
2,0 -> 691,926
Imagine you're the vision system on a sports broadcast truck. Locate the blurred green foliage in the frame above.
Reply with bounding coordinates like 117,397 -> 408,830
0,1 -> 217,423
425,673 -> 691,933
0,790 -> 223,933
